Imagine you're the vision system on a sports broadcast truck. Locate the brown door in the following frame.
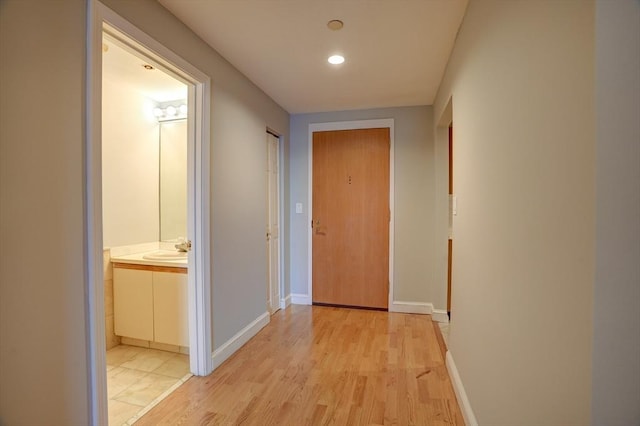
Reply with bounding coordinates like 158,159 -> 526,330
312,128 -> 390,309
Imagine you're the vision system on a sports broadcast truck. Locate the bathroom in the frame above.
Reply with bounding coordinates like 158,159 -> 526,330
101,34 -> 191,425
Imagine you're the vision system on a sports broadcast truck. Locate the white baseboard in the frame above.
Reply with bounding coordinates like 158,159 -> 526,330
211,311 -> 270,370
389,301 -> 449,323
290,297 -> 448,323
279,294 -> 291,310
446,351 -> 478,426
389,300 -> 432,314
290,293 -> 311,305
432,309 -> 450,323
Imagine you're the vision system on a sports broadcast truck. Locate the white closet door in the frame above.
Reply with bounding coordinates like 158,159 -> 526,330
266,132 -> 281,314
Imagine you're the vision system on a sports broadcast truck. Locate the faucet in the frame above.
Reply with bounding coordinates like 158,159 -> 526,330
174,238 -> 191,252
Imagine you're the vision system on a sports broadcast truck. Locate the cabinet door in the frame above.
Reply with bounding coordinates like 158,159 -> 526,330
153,271 -> 189,346
113,268 -> 154,341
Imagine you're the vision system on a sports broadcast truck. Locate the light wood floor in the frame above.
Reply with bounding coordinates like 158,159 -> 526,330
136,305 -> 464,426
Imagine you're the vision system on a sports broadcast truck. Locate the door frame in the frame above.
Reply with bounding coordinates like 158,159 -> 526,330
436,97 -> 453,323
307,119 -> 395,308
86,2 -> 212,424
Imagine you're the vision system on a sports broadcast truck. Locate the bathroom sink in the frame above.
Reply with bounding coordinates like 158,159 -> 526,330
142,250 -> 188,261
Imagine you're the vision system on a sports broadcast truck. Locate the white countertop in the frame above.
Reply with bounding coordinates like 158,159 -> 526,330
110,250 -> 188,269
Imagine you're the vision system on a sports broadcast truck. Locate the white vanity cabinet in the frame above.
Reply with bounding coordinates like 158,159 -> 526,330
153,271 -> 189,346
113,267 -> 154,341
113,264 -> 188,347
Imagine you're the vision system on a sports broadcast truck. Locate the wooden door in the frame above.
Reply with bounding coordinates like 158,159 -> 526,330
266,132 -> 281,314
312,128 -> 390,309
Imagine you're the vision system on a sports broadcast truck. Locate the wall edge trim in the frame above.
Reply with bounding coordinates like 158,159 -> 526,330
432,309 -> 450,323
446,350 -> 479,426
280,294 -> 292,310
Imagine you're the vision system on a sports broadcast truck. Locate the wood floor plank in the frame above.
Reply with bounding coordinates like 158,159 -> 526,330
136,306 -> 464,426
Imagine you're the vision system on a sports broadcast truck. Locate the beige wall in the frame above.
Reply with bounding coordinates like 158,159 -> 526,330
0,1 -> 91,424
102,77 -> 160,248
1,0 -> 289,423
433,1 -> 595,424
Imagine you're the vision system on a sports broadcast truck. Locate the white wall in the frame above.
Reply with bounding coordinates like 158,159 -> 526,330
592,1 -> 640,424
289,106 -> 445,310
433,1 -> 595,424
0,1 -> 90,424
102,78 -> 160,248
1,0 -> 289,423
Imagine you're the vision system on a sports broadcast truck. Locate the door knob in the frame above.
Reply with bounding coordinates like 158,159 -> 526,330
313,220 -> 326,235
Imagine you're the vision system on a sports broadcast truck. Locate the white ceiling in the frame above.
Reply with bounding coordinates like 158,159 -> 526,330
158,0 -> 468,114
102,35 -> 187,103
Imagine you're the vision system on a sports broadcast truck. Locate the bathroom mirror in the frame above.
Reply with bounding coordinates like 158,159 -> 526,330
159,119 -> 187,241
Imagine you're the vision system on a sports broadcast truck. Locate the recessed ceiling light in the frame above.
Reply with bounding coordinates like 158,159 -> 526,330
143,64 -> 154,70
328,55 -> 345,65
327,20 -> 344,31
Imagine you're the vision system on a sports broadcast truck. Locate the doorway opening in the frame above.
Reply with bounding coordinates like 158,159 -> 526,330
86,3 -> 211,425
435,97 -> 454,340
101,31 -> 191,425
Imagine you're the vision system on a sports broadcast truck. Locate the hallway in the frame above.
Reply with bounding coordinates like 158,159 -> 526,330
136,306 -> 463,425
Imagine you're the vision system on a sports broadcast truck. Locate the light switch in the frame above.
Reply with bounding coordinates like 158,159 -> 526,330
295,202 -> 303,214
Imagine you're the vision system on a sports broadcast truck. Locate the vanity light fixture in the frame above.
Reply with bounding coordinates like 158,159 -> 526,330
328,54 -> 345,65
152,103 -> 188,122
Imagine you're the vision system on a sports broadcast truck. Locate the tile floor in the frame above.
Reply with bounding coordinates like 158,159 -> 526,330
107,345 -> 191,426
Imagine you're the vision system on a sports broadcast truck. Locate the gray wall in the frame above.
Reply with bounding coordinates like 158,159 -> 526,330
289,106 -> 446,309
100,0 -> 290,349
0,0 -> 289,423
433,1 -> 595,424
592,1 -> 640,424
